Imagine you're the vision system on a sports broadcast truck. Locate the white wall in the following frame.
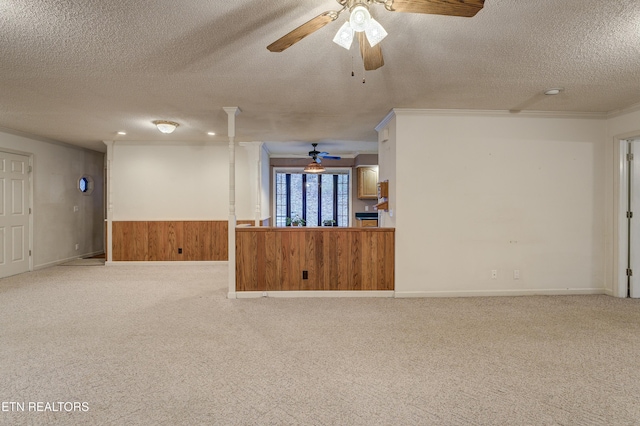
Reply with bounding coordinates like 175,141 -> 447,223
111,141 -> 254,221
377,115 -> 396,228
0,130 -> 104,269
389,110 -> 608,297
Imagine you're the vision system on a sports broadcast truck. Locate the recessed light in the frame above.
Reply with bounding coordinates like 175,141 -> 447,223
544,88 -> 563,96
207,132 -> 216,136
117,131 -> 127,135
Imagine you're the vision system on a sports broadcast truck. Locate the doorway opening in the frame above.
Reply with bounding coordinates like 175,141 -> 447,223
619,138 -> 640,298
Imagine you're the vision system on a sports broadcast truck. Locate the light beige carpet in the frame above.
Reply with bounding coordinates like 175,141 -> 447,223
1,264 -> 640,425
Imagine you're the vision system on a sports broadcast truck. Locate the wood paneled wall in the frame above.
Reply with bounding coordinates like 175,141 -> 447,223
111,221 -> 228,261
236,228 -> 394,291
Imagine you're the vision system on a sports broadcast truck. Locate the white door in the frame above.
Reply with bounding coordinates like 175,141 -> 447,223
0,152 -> 31,278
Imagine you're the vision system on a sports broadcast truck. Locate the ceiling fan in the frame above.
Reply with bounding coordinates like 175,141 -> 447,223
303,143 -> 341,173
267,0 -> 485,71
308,143 -> 341,163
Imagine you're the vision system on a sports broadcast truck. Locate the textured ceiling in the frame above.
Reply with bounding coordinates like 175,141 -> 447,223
1,0 -> 640,154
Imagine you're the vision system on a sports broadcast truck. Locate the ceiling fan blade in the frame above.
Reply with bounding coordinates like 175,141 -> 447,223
267,12 -> 338,52
389,0 -> 484,17
358,32 -> 384,71
318,152 -> 341,160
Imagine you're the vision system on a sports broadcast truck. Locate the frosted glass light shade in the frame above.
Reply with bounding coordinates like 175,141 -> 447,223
349,5 -> 371,32
333,21 -> 355,50
364,18 -> 387,47
153,120 -> 179,134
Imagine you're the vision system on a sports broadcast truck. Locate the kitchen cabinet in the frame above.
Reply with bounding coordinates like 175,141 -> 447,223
357,166 -> 378,199
374,181 -> 389,212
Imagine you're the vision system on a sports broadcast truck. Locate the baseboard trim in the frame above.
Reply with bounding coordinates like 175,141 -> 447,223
106,261 -> 227,266
34,251 -> 105,270
394,288 -> 608,298
236,291 -> 395,299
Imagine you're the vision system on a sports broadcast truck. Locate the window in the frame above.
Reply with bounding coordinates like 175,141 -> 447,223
275,171 -> 349,227
77,175 -> 94,195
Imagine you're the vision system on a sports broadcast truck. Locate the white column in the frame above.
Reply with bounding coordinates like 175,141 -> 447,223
103,140 -> 114,264
256,145 -> 262,226
224,107 -> 241,299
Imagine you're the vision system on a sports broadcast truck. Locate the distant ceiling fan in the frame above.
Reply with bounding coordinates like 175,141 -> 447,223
267,0 -> 485,71
304,143 -> 342,173
308,143 -> 342,163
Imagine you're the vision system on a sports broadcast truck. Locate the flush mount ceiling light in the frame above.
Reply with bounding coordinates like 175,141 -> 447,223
304,161 -> 326,174
152,120 -> 179,134
267,0 -> 485,71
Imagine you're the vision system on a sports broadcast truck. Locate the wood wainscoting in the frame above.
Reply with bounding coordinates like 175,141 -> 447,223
111,221 -> 228,261
236,227 -> 395,292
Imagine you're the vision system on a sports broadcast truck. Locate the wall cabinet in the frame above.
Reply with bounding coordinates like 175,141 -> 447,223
357,166 -> 378,199
374,181 -> 389,212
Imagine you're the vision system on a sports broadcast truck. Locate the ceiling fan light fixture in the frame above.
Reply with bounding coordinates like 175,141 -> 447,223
333,21 -> 355,50
349,5 -> 371,33
304,161 -> 325,174
153,120 -> 179,134
364,18 -> 387,47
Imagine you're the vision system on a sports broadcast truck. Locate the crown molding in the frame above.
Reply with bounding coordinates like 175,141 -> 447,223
607,100 -> 640,119
375,110 -> 396,132
390,108 -> 607,120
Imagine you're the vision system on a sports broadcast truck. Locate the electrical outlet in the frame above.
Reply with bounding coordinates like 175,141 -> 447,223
178,248 -> 183,254
73,206 -> 79,212
491,270 -> 498,279
514,269 -> 520,280
302,270 -> 308,280
75,243 -> 79,250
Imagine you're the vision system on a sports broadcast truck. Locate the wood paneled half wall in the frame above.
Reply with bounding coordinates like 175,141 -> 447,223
236,227 -> 395,292
111,221 -> 228,261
